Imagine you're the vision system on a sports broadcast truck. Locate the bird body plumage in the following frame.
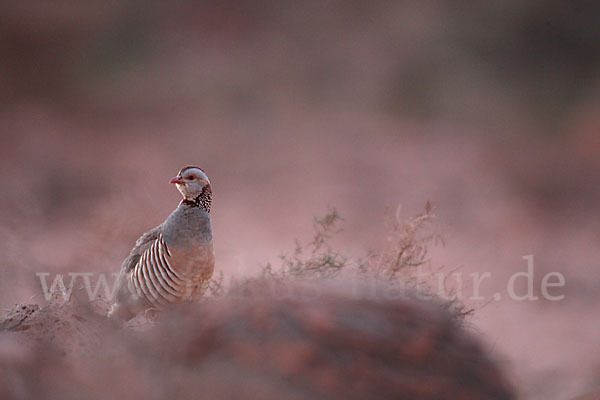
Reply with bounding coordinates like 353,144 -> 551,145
109,167 -> 214,320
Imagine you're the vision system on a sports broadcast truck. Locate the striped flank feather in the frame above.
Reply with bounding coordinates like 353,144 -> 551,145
130,234 -> 193,307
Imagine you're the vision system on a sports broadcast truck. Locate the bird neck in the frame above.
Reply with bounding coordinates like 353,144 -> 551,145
181,184 -> 212,212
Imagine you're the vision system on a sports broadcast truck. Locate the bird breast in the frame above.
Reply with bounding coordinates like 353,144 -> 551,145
167,242 -> 215,281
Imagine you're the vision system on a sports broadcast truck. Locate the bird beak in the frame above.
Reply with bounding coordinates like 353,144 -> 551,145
170,176 -> 184,184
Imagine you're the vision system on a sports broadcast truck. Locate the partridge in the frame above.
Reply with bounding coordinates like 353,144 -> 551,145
109,166 -> 214,320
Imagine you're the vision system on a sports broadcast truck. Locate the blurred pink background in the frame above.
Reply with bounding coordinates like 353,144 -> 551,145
1,2 -> 599,398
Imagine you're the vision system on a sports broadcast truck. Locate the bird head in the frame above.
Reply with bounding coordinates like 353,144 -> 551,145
170,166 -> 210,200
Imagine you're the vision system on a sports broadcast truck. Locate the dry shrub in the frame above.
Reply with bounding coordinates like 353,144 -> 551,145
256,204 -> 471,320
262,207 -> 347,279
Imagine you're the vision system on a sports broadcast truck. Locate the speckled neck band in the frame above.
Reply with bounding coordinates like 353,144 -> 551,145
182,184 -> 212,212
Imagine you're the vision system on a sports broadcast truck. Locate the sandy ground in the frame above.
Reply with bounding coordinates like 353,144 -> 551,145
1,105 -> 598,399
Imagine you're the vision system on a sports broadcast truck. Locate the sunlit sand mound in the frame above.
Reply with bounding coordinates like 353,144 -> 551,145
0,279 -> 514,400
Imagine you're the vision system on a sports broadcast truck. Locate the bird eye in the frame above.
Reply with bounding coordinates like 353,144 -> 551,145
188,175 -> 196,180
